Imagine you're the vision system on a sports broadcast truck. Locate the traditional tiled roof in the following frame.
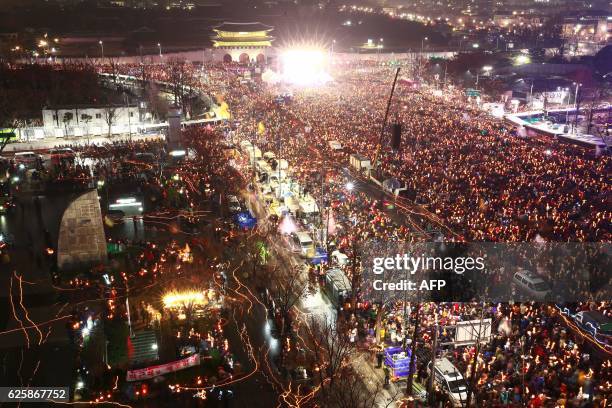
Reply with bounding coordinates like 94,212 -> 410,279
213,22 -> 273,33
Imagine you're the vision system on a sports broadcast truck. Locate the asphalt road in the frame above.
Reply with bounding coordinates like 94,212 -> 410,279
0,191 -> 76,390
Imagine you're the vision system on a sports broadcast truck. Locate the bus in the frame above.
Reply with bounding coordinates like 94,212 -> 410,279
0,128 -> 18,144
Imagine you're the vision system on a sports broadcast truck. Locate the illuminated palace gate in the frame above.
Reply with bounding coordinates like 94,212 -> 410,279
211,22 -> 274,64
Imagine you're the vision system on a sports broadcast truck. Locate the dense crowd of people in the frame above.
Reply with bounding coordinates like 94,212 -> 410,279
91,60 -> 612,406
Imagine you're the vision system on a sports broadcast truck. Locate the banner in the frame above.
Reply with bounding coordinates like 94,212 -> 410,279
126,354 -> 200,382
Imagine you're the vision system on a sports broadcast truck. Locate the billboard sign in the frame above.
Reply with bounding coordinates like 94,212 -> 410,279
126,354 -> 200,382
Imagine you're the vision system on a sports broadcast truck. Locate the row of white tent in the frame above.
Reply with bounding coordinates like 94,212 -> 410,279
239,140 -> 319,218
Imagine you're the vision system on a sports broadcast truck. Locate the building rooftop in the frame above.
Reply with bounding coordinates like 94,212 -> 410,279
213,22 -> 273,33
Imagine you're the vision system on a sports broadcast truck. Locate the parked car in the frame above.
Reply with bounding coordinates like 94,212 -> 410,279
48,148 -> 76,161
285,231 -> 315,258
512,270 -> 551,301
13,151 -> 41,167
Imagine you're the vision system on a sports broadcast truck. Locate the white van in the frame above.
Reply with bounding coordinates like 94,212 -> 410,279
331,250 -> 349,266
256,159 -> 272,174
14,151 -> 41,166
328,141 -> 342,151
429,358 -> 468,407
263,151 -> 276,162
287,231 -> 315,258
512,270 -> 551,301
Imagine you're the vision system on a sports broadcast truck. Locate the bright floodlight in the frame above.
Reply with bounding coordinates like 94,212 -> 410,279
514,54 -> 531,65
162,290 -> 206,309
281,48 -> 332,86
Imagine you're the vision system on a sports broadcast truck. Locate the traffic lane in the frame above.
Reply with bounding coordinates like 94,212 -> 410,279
223,292 -> 279,408
0,195 -> 75,393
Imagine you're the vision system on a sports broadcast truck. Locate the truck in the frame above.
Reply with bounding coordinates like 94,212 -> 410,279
349,154 -> 371,172
328,141 -> 342,151
324,268 -> 351,306
429,358 -> 468,407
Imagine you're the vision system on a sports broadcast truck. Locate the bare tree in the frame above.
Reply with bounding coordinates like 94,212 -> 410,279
62,111 -> 74,135
167,58 -> 190,118
146,82 -> 168,121
305,316 -> 355,398
0,87 -> 25,153
102,106 -> 118,137
323,366 -> 400,408
81,113 -> 93,144
270,264 -> 310,338
108,58 -> 120,86
82,114 -> 92,134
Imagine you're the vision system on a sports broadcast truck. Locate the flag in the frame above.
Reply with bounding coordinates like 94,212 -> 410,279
218,102 -> 230,119
127,335 -> 134,360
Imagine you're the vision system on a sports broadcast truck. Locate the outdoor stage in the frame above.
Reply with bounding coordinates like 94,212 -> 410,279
505,108 -> 609,154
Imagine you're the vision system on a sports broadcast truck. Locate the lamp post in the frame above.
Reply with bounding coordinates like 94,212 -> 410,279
98,40 -> 104,59
157,43 -> 162,59
565,87 -> 571,127
443,62 -> 448,88
572,82 -> 581,134
604,73 -> 611,138
496,34 -> 504,50
476,66 -> 492,91
459,35 -> 467,51
124,93 -> 132,142
419,37 -> 428,77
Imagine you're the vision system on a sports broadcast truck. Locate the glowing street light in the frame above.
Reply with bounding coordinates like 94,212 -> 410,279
514,54 -> 530,65
98,40 -> 104,59
158,42 -> 162,58
421,36 -> 428,53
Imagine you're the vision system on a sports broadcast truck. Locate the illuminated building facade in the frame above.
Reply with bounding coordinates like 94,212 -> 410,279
211,22 -> 274,64
561,14 -> 611,56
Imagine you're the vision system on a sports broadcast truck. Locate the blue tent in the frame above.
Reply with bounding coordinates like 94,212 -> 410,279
310,247 -> 328,265
234,211 -> 257,229
384,346 -> 415,378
